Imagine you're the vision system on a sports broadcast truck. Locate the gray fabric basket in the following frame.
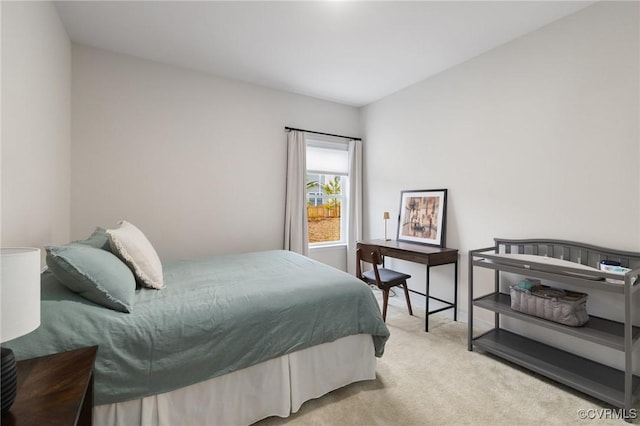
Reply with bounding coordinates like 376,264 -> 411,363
509,284 -> 589,326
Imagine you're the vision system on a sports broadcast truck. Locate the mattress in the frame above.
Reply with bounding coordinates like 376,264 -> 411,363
7,250 -> 389,405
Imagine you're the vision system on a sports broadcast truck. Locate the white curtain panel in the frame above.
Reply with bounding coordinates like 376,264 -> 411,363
284,130 -> 309,256
346,139 -> 363,275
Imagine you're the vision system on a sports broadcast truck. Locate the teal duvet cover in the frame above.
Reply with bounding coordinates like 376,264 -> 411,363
7,250 -> 389,405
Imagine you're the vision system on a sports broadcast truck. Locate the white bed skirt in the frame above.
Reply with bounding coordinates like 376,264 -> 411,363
94,334 -> 376,426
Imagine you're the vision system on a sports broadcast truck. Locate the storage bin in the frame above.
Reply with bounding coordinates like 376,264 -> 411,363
509,283 -> 589,326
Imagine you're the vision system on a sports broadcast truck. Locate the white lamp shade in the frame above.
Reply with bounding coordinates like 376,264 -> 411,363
1,248 -> 41,342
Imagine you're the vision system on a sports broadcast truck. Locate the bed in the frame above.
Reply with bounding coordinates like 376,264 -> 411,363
6,225 -> 389,425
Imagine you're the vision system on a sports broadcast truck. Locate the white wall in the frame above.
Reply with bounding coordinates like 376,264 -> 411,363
362,1 -> 639,308
71,45 -> 360,262
1,1 -> 71,261
361,1 -> 639,370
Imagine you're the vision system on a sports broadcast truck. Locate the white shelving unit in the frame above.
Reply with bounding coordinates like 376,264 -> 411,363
468,238 -> 640,420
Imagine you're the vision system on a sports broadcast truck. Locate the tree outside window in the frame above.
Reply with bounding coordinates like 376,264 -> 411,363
306,174 -> 344,244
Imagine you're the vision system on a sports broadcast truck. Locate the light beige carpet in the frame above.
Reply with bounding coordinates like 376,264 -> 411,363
256,290 -> 634,425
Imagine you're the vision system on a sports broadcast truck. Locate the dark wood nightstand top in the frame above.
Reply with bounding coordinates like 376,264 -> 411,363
2,346 -> 98,426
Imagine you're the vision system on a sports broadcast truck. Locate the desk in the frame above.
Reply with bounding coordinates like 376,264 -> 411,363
358,239 -> 458,332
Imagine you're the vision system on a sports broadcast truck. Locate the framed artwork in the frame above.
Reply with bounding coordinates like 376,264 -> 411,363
397,189 -> 448,247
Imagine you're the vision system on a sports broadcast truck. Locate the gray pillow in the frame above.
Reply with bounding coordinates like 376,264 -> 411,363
45,244 -> 135,313
74,227 -> 113,253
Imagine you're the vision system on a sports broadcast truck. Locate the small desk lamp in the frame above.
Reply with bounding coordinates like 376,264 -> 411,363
1,248 -> 41,412
383,212 -> 391,241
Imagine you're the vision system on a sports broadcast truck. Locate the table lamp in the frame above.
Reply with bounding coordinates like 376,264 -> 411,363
383,212 -> 391,241
1,248 -> 41,413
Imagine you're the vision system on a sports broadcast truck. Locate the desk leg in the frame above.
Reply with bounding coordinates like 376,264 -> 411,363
454,260 -> 458,321
425,265 -> 430,332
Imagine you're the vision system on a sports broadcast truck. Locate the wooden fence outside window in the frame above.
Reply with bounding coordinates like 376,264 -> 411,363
307,205 -> 340,219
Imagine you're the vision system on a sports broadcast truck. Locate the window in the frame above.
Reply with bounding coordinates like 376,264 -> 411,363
306,140 -> 349,245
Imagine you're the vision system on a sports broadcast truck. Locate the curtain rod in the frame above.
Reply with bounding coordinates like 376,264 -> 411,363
284,126 -> 362,141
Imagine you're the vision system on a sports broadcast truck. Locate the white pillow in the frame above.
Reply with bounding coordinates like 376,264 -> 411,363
107,220 -> 165,289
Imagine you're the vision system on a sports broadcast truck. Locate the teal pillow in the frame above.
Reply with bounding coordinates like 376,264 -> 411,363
46,244 -> 135,313
74,227 -> 113,253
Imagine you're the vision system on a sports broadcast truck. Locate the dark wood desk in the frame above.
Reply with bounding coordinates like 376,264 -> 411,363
358,239 -> 459,332
1,346 -> 98,426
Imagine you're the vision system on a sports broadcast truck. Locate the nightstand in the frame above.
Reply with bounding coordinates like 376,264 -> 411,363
1,346 -> 98,426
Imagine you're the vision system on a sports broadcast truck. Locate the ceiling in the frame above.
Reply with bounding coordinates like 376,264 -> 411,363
55,1 -> 594,107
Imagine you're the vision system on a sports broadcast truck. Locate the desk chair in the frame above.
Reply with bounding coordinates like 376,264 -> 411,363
356,244 -> 413,322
